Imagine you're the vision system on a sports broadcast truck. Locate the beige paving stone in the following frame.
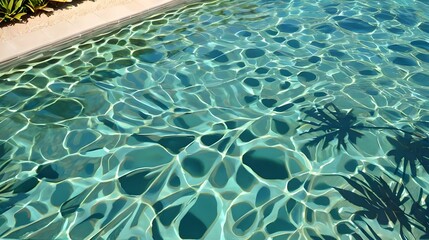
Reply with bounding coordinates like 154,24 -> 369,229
0,42 -> 19,63
1,30 -> 49,62
122,2 -> 152,17
65,14 -> 105,34
42,21 -> 77,42
94,5 -> 136,22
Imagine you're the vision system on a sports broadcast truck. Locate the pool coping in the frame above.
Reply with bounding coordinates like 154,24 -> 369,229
0,0 -> 198,70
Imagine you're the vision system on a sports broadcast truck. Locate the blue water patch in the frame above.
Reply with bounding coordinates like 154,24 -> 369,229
277,21 -> 300,33
420,22 -> 429,33
0,0 -> 429,239
411,40 -> 429,51
336,18 -> 376,33
388,44 -> 413,52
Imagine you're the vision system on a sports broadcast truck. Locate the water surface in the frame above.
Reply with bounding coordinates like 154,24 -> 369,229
0,0 -> 429,239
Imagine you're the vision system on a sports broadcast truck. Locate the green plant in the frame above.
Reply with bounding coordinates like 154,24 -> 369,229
0,0 -> 26,23
26,0 -> 53,13
0,0 -> 75,23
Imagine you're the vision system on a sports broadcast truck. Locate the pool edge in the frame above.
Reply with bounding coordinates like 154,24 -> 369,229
0,0 -> 201,70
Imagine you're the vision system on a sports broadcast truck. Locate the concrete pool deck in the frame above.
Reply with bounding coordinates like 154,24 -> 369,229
0,0 -> 190,65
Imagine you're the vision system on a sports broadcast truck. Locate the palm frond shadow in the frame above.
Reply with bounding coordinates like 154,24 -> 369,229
352,215 -> 382,240
387,133 -> 429,177
334,171 -> 422,239
298,103 -> 363,151
298,103 -> 406,152
409,189 -> 429,238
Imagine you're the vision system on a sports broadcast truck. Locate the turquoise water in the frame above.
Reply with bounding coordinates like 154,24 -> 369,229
1,0 -> 429,239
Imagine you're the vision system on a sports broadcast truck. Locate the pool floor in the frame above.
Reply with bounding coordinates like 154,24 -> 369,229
0,0 -> 429,239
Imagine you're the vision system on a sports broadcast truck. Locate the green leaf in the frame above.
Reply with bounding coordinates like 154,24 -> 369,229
41,6 -> 53,12
14,0 -> 23,13
27,5 -> 35,12
7,0 -> 14,12
13,12 -> 25,20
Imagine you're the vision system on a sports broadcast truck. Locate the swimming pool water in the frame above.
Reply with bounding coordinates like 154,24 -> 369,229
1,0 -> 429,239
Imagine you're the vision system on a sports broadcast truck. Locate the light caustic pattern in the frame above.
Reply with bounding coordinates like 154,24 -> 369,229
0,0 -> 429,239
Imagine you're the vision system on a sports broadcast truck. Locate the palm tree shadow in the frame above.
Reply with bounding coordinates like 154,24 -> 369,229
409,189 -> 429,238
298,103 -> 364,151
387,132 -> 429,178
298,103 -> 410,158
334,171 -> 420,239
298,103 -> 395,154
